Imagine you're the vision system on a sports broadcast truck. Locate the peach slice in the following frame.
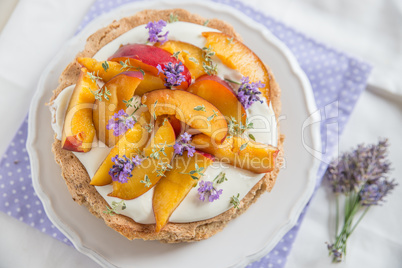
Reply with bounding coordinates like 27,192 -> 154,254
192,134 -> 278,173
77,57 -> 128,82
142,89 -> 228,143
155,114 -> 183,138
108,119 -> 175,200
77,57 -> 165,96
167,115 -> 182,138
61,68 -> 97,152
93,71 -> 143,147
153,151 -> 214,232
187,75 -> 247,125
90,113 -> 151,186
202,32 -> 271,103
108,44 -> 191,89
134,73 -> 165,96
156,40 -> 206,79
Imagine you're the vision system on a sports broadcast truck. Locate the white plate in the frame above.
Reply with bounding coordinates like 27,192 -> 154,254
27,1 -> 321,267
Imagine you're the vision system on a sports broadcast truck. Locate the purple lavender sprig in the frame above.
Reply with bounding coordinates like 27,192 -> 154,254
145,20 -> 169,44
156,62 -> 185,88
106,109 -> 136,136
326,139 -> 392,194
197,180 -> 223,202
325,139 -> 397,262
173,132 -> 196,157
359,179 -> 396,206
237,76 -> 264,109
197,172 -> 227,203
109,155 -> 143,183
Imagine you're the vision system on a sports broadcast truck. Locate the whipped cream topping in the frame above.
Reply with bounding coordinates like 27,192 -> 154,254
50,85 -> 75,140
51,21 -> 278,224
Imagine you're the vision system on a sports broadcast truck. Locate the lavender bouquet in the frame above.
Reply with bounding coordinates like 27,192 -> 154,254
325,139 -> 397,262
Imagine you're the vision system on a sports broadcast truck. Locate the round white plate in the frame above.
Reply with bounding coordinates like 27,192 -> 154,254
27,1 -> 321,267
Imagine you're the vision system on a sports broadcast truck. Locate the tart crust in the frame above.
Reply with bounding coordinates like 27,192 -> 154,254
50,8 -> 284,243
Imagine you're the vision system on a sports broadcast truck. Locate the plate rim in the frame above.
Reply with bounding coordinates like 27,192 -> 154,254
27,1 -> 321,267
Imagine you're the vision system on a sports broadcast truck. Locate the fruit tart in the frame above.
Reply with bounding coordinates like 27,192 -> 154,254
49,8 -> 284,243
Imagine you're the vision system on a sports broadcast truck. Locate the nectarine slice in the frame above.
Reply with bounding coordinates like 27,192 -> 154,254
142,89 -> 228,143
202,32 -> 271,103
166,115 -> 182,138
192,134 -> 278,173
156,40 -> 206,79
108,44 -> 191,89
153,151 -> 214,232
188,75 -> 247,125
108,119 -> 175,200
77,57 -> 165,94
93,71 -> 143,147
90,113 -> 151,186
133,73 -> 165,96
77,57 -> 128,82
61,68 -> 97,152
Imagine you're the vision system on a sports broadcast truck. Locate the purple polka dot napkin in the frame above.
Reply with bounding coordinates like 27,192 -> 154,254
0,0 -> 371,267
0,118 -> 73,246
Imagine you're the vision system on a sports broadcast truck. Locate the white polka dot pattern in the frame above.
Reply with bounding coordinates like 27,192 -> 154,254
0,119 -> 72,246
0,0 -> 371,267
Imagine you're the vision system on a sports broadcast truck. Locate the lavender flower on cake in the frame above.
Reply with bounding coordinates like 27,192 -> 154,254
109,155 -> 143,184
197,172 -> 227,203
198,180 -> 223,202
173,132 -> 196,157
237,76 -> 264,109
145,20 -> 169,44
106,109 -> 136,136
325,139 -> 397,262
157,62 -> 185,88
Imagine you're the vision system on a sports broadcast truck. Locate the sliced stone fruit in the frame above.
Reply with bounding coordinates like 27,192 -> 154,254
156,40 -> 206,79
108,44 -> 191,90
108,119 -> 175,200
77,57 -> 128,82
192,134 -> 278,173
202,32 -> 271,103
90,112 -> 151,186
142,89 -> 228,143
187,75 -> 247,125
93,71 -> 143,147
77,57 -> 165,95
134,73 -> 165,96
153,151 -> 214,232
61,67 -> 97,153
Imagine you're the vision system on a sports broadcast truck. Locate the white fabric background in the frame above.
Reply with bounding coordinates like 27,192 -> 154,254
0,0 -> 401,267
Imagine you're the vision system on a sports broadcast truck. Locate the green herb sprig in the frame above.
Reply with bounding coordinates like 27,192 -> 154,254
150,142 -> 168,160
102,61 -> 109,72
140,175 -> 152,187
207,109 -> 219,121
155,162 -> 173,177
227,117 -> 254,137
103,200 -> 127,215
168,13 -> 179,23
194,105 -> 206,112
230,193 -> 240,209
181,164 -> 205,180
202,46 -> 218,75
171,51 -> 181,60
119,60 -> 145,75
213,172 -> 228,184
90,86 -> 111,101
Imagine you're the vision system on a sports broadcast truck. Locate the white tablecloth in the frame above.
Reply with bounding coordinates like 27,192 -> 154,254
0,0 -> 401,267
